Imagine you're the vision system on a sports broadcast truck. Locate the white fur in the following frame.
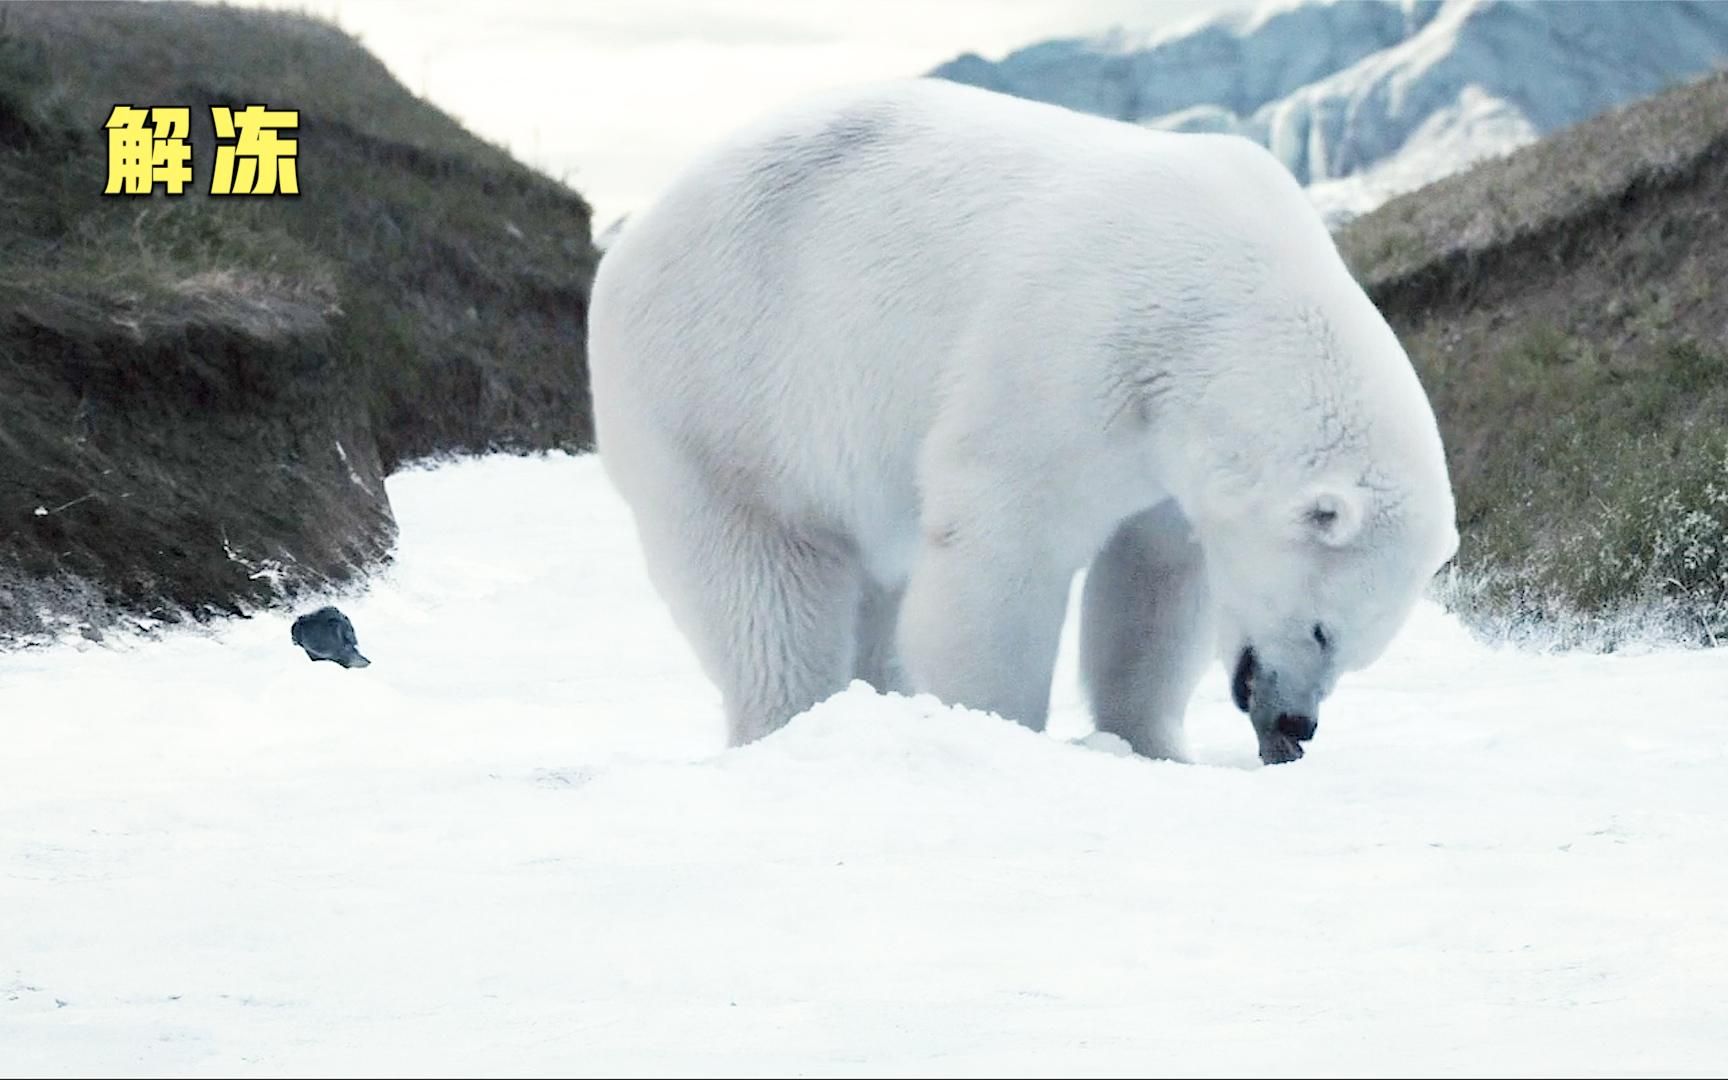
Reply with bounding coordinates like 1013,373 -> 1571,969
588,78 -> 1458,759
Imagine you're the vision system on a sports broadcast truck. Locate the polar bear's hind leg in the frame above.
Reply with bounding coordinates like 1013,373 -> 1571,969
627,465 -> 865,747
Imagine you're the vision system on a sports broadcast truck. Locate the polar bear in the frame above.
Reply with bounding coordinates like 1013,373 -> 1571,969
588,78 -> 1457,765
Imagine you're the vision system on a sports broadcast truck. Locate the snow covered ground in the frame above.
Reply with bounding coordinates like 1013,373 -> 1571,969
4,453 -> 1726,1075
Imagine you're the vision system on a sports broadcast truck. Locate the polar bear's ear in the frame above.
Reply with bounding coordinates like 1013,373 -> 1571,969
1301,488 -> 1364,547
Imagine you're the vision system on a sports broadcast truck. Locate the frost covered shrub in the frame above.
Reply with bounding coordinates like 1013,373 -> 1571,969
1566,440 -> 1728,643
1442,436 -> 1728,649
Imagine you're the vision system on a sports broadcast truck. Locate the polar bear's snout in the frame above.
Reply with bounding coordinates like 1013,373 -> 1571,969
1231,646 -> 1322,766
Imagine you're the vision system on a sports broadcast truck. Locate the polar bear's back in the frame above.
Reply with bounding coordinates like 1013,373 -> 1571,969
590,79 -> 1324,540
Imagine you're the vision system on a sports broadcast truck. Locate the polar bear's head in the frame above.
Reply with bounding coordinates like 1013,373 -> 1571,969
1166,284 -> 1457,764
1199,471 -> 1457,765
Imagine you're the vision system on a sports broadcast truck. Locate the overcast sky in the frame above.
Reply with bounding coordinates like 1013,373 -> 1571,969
237,0 -> 1252,227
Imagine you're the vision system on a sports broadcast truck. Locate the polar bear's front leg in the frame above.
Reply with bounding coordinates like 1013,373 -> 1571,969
1079,502 -> 1214,761
854,579 -> 910,694
897,518 -> 1074,732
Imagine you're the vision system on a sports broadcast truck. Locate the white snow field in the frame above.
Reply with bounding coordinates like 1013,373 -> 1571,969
3,453 -> 1726,1076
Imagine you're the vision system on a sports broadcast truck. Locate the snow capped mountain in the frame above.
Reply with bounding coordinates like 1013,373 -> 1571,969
932,0 -> 1728,223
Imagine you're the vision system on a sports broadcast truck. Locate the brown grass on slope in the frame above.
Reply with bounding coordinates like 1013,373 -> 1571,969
0,2 -> 596,642
1339,71 -> 1728,646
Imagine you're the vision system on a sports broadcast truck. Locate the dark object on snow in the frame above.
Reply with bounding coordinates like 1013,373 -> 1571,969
291,606 -> 371,669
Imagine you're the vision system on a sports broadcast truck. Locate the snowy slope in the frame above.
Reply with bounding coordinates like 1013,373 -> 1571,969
933,0 -> 1728,223
4,453 -> 1727,1074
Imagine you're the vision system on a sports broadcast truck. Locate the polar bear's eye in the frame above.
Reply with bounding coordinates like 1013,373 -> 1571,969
1312,623 -> 1330,650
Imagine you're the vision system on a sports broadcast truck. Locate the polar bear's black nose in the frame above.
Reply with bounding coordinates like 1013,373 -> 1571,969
1275,713 -> 1317,741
